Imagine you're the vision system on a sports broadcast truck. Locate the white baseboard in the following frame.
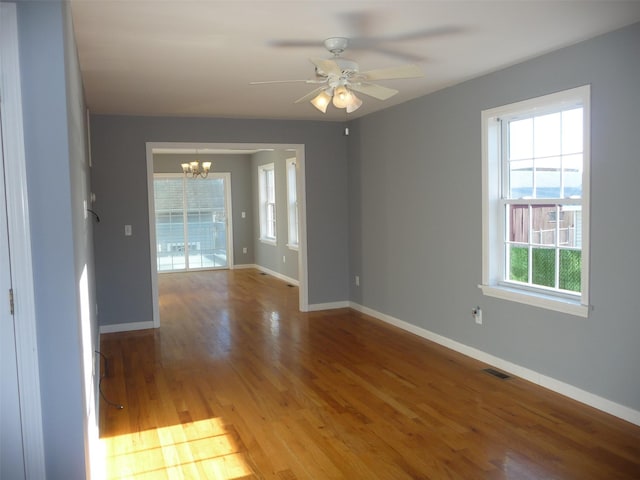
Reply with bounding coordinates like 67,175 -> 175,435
232,263 -> 257,270
251,264 -> 299,286
349,302 -> 640,427
99,320 -> 155,334
307,301 -> 351,312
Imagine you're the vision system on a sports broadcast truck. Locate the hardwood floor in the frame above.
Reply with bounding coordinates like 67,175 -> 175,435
99,269 -> 640,479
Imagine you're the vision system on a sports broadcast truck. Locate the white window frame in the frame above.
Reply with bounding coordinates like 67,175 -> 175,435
480,85 -> 590,317
286,157 -> 299,250
258,163 -> 276,244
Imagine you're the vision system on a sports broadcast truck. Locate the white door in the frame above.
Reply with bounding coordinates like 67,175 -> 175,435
154,173 -> 233,272
0,107 -> 26,479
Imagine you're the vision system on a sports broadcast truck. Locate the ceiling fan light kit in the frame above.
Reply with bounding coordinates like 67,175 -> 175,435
310,85 -> 362,113
346,93 -> 363,113
251,36 -> 424,115
310,89 -> 332,113
331,85 -> 351,108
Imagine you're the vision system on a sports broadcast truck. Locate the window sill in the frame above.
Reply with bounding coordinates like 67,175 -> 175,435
259,238 -> 277,246
287,243 -> 299,251
479,284 -> 589,318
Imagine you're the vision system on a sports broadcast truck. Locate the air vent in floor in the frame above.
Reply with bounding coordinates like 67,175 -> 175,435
483,368 -> 510,379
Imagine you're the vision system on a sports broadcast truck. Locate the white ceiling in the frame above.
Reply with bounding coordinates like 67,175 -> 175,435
70,1 -> 640,122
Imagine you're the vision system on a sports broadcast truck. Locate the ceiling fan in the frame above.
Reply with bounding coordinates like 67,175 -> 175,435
250,37 -> 424,114
270,11 -> 462,62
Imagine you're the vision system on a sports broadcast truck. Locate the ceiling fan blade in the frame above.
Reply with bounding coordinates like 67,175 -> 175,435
310,58 -> 342,77
250,79 -> 323,85
269,39 -> 319,48
340,11 -> 375,38
367,47 -> 426,63
350,83 -> 398,101
294,86 -> 326,104
387,25 -> 464,43
359,64 -> 423,81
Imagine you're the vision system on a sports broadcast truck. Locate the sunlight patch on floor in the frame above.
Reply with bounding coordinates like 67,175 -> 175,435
102,417 -> 254,479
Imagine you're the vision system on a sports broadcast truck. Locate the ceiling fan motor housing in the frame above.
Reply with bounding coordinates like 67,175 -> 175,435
324,37 -> 349,55
315,58 -> 359,78
336,58 -> 358,74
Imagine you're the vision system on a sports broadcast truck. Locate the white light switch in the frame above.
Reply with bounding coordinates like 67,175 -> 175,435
124,224 -> 132,236
241,211 -> 246,218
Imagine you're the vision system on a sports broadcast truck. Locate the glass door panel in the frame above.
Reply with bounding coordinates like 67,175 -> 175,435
212,177 -> 229,268
154,176 -> 186,272
154,173 -> 230,272
185,175 -> 228,269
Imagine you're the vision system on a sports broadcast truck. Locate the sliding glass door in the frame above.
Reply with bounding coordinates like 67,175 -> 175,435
154,173 -> 231,272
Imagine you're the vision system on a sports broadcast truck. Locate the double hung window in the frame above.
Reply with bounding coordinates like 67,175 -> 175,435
286,158 -> 299,249
258,163 -> 276,243
481,86 -> 590,316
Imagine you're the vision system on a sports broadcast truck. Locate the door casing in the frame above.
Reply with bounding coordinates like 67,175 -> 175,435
0,3 -> 45,477
146,142 -> 309,329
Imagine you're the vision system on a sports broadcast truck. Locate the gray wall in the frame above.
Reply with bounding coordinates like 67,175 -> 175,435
17,0 -> 96,477
348,22 -> 640,412
90,116 -> 348,327
153,153 -> 254,266
252,150 -> 300,280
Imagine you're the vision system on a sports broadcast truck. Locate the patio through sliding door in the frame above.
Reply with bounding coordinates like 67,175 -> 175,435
154,173 -> 231,272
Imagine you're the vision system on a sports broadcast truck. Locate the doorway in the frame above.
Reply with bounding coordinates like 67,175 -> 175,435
154,173 -> 233,272
146,142 -> 309,328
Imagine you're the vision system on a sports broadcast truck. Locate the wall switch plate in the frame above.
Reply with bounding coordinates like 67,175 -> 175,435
355,275 -> 360,287
124,224 -> 132,236
243,247 -> 247,254
472,306 -> 482,325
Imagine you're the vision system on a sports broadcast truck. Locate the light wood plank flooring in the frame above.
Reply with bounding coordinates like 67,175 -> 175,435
99,269 -> 640,479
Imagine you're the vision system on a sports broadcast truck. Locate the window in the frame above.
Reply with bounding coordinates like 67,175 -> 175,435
286,157 -> 299,249
258,163 -> 276,243
481,86 -> 590,317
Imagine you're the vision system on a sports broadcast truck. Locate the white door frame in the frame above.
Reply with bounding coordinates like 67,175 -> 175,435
145,142 -> 309,328
0,3 -> 46,477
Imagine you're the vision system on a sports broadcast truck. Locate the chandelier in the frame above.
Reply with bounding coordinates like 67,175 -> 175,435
181,159 -> 211,178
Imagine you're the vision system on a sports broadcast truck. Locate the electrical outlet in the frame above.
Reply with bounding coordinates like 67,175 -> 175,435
355,275 -> 360,287
472,306 -> 482,325
243,247 -> 247,254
